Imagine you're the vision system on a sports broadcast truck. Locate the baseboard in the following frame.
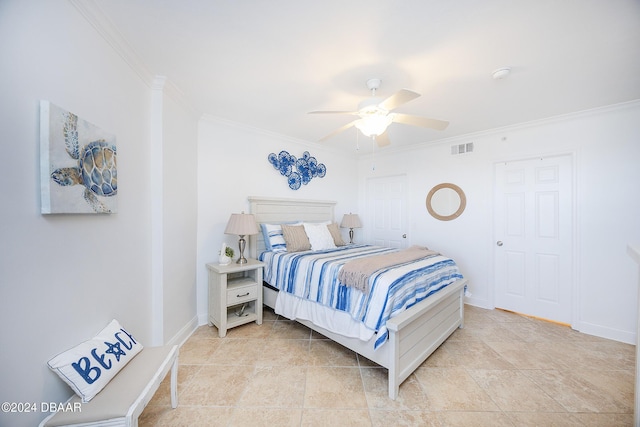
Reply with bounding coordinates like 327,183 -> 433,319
575,321 -> 636,345
197,312 -> 209,326
167,316 -> 199,348
460,297 -> 635,345
463,295 -> 491,310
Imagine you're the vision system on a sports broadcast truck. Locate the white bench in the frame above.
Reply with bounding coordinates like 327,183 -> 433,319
39,345 -> 178,427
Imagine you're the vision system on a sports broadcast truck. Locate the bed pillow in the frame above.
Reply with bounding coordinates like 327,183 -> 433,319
304,222 -> 337,250
327,222 -> 347,246
261,222 -> 302,252
47,319 -> 143,402
261,223 -> 287,252
281,224 -> 311,252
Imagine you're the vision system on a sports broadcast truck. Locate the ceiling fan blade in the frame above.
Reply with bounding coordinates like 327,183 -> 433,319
375,131 -> 391,147
318,120 -> 358,142
393,113 -> 449,131
378,89 -> 420,111
308,110 -> 359,115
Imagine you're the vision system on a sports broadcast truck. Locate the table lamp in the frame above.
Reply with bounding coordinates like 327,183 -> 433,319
224,212 -> 259,264
340,213 -> 362,244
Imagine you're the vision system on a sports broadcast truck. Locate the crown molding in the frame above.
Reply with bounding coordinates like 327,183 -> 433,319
68,0 -> 154,85
68,0 -> 198,118
150,76 -> 167,91
372,99 -> 640,158
199,114 -> 357,157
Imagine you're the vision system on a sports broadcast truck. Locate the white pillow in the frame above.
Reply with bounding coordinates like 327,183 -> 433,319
303,222 -> 337,251
47,319 -> 143,402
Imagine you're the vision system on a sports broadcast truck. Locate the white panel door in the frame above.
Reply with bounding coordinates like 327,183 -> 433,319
494,155 -> 573,323
366,175 -> 407,248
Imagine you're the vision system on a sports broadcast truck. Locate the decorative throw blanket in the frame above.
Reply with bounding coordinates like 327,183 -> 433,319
338,245 -> 439,293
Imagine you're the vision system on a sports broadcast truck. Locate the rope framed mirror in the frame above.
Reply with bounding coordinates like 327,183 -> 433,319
426,183 -> 466,221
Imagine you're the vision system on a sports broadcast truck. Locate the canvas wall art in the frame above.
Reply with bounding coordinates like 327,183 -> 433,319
40,101 -> 117,214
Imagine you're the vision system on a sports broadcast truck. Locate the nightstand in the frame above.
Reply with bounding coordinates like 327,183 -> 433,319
206,258 -> 264,337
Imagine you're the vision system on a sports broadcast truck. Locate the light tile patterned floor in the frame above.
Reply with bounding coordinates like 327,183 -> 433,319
140,305 -> 634,426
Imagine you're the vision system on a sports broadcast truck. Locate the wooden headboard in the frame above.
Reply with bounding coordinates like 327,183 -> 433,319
248,197 -> 336,259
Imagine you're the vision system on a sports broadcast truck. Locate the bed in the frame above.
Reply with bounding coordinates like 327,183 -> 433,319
248,196 -> 467,399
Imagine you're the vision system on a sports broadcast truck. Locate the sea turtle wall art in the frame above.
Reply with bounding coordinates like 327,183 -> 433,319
40,101 -> 118,214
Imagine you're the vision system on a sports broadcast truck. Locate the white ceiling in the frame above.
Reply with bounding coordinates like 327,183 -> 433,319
89,0 -> 640,153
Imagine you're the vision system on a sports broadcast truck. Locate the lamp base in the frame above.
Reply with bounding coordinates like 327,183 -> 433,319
236,235 -> 248,264
349,228 -> 355,244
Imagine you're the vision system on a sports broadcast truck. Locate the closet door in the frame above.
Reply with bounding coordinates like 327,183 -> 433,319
366,174 -> 408,248
494,155 -> 573,324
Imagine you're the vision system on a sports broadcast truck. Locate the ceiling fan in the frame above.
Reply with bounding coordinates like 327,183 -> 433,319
309,78 -> 449,147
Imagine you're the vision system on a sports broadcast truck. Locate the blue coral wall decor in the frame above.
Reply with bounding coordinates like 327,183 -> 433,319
267,151 -> 326,190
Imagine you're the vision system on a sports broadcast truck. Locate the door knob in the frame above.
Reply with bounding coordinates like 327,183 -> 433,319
496,241 -> 503,246
402,234 -> 407,238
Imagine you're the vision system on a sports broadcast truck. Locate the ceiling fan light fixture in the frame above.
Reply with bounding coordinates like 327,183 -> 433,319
311,78 -> 448,145
355,113 -> 394,137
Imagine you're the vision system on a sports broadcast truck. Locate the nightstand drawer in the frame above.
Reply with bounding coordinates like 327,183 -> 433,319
227,284 -> 258,305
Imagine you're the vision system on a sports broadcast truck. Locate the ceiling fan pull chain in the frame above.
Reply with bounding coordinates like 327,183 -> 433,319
371,136 -> 376,171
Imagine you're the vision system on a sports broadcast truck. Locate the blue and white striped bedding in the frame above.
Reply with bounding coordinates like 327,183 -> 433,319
260,244 -> 463,349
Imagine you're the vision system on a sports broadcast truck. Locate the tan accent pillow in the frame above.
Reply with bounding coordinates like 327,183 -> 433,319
327,222 -> 346,246
281,224 -> 311,252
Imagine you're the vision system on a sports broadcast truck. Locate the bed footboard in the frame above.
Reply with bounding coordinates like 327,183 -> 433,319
386,278 -> 467,399
263,278 -> 466,399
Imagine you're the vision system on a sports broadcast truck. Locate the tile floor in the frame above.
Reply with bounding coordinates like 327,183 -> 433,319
140,305 -> 635,426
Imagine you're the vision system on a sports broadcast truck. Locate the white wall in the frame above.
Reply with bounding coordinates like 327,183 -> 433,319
159,85 -> 199,344
358,102 -> 640,343
196,117 -> 359,323
0,2 -> 198,426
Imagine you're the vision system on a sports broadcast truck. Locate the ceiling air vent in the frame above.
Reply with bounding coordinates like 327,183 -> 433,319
451,142 -> 474,155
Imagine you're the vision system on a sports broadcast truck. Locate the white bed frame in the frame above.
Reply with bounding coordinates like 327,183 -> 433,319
248,196 -> 467,399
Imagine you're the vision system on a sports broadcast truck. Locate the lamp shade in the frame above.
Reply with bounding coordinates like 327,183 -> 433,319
340,213 -> 362,229
224,213 -> 259,236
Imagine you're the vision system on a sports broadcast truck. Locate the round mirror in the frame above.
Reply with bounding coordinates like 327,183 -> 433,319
426,183 -> 466,221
